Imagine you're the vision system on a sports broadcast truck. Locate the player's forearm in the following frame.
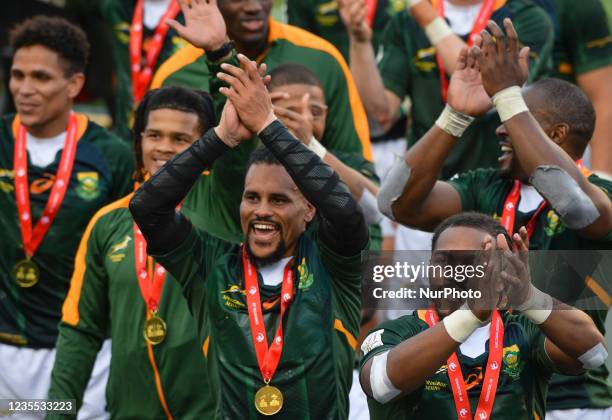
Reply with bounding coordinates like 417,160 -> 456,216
348,37 -> 396,128
539,305 -> 606,373
259,120 -> 368,253
129,128 -> 229,254
323,152 -> 377,199
323,152 -> 382,225
409,0 -> 466,74
391,126 -> 457,222
385,323 -> 458,393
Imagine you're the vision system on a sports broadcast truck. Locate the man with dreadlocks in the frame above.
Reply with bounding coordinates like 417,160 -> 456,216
48,86 -> 217,419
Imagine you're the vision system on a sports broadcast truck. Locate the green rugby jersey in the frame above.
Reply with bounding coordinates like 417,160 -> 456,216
153,224 -> 363,418
287,0 -> 407,61
360,311 -> 556,420
0,113 -> 134,348
378,0 -> 553,179
448,167 -> 612,410
151,19 -> 372,160
98,0 -> 190,141
534,0 -> 612,82
48,193 -> 214,419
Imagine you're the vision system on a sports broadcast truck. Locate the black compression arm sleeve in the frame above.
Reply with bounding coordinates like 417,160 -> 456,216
259,120 -> 368,256
129,128 -> 230,255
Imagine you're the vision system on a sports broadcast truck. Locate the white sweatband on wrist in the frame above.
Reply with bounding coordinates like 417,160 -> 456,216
435,104 -> 475,138
424,17 -> 454,45
370,351 -> 402,403
515,285 -> 553,325
307,137 -> 327,159
442,303 -> 486,343
408,0 -> 424,7
578,343 -> 608,369
492,86 -> 529,122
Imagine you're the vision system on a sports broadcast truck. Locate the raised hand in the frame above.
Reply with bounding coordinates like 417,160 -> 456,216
447,43 -> 492,117
468,18 -> 530,97
499,226 -> 532,309
218,54 -> 276,134
338,0 -> 372,43
271,92 -> 315,145
167,0 -> 229,51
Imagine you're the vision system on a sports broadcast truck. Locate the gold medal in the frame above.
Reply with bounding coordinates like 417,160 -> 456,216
143,311 -> 167,345
14,259 -> 39,288
254,384 -> 283,416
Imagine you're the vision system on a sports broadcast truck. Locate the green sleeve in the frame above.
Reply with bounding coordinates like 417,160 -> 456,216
359,316 -> 427,415
563,0 -> 612,75
287,0 -> 315,32
378,13 -> 413,100
447,169 -> 495,212
512,3 -> 555,81
317,238 -> 364,337
47,218 -> 111,418
359,316 -> 428,367
206,51 -> 241,122
513,314 -> 558,377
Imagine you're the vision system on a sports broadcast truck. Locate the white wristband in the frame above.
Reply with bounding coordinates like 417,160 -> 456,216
424,17 -> 454,45
408,0 -> 424,7
307,137 -> 327,159
515,285 -> 553,324
492,86 -> 529,122
435,104 -> 475,138
442,303 -> 486,343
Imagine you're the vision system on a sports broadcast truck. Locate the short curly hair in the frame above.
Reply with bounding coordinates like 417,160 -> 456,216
10,15 -> 89,75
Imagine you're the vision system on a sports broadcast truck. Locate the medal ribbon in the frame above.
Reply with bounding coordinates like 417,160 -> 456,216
14,114 -> 78,258
130,0 -> 180,102
421,309 -> 504,420
501,160 -> 587,238
243,247 -> 294,383
365,0 -> 378,27
134,223 -> 167,311
434,0 -> 496,102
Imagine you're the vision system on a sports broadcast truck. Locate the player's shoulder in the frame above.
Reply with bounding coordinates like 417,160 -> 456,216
588,173 -> 612,199
268,20 -> 347,64
89,192 -> 134,230
360,313 -> 427,365
81,117 -> 127,146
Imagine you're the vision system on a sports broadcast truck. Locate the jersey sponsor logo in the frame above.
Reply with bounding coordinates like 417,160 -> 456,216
30,173 -> 56,195
544,210 -> 566,237
297,258 -> 314,290
502,344 -> 522,379
76,172 -> 100,201
0,169 -> 13,193
221,284 -> 247,309
425,379 -> 449,391
360,329 -> 384,354
108,234 -> 132,262
315,1 -> 340,26
414,48 -> 438,72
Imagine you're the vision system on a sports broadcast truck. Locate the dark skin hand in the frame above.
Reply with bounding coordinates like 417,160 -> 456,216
470,19 -> 612,239
360,226 -> 605,400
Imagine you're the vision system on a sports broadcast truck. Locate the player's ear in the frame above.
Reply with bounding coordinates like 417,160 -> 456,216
303,201 -> 316,224
67,72 -> 85,99
547,122 -> 570,145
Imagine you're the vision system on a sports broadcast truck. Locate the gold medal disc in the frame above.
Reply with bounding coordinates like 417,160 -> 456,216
14,259 -> 39,288
255,384 -> 283,416
143,313 -> 167,345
